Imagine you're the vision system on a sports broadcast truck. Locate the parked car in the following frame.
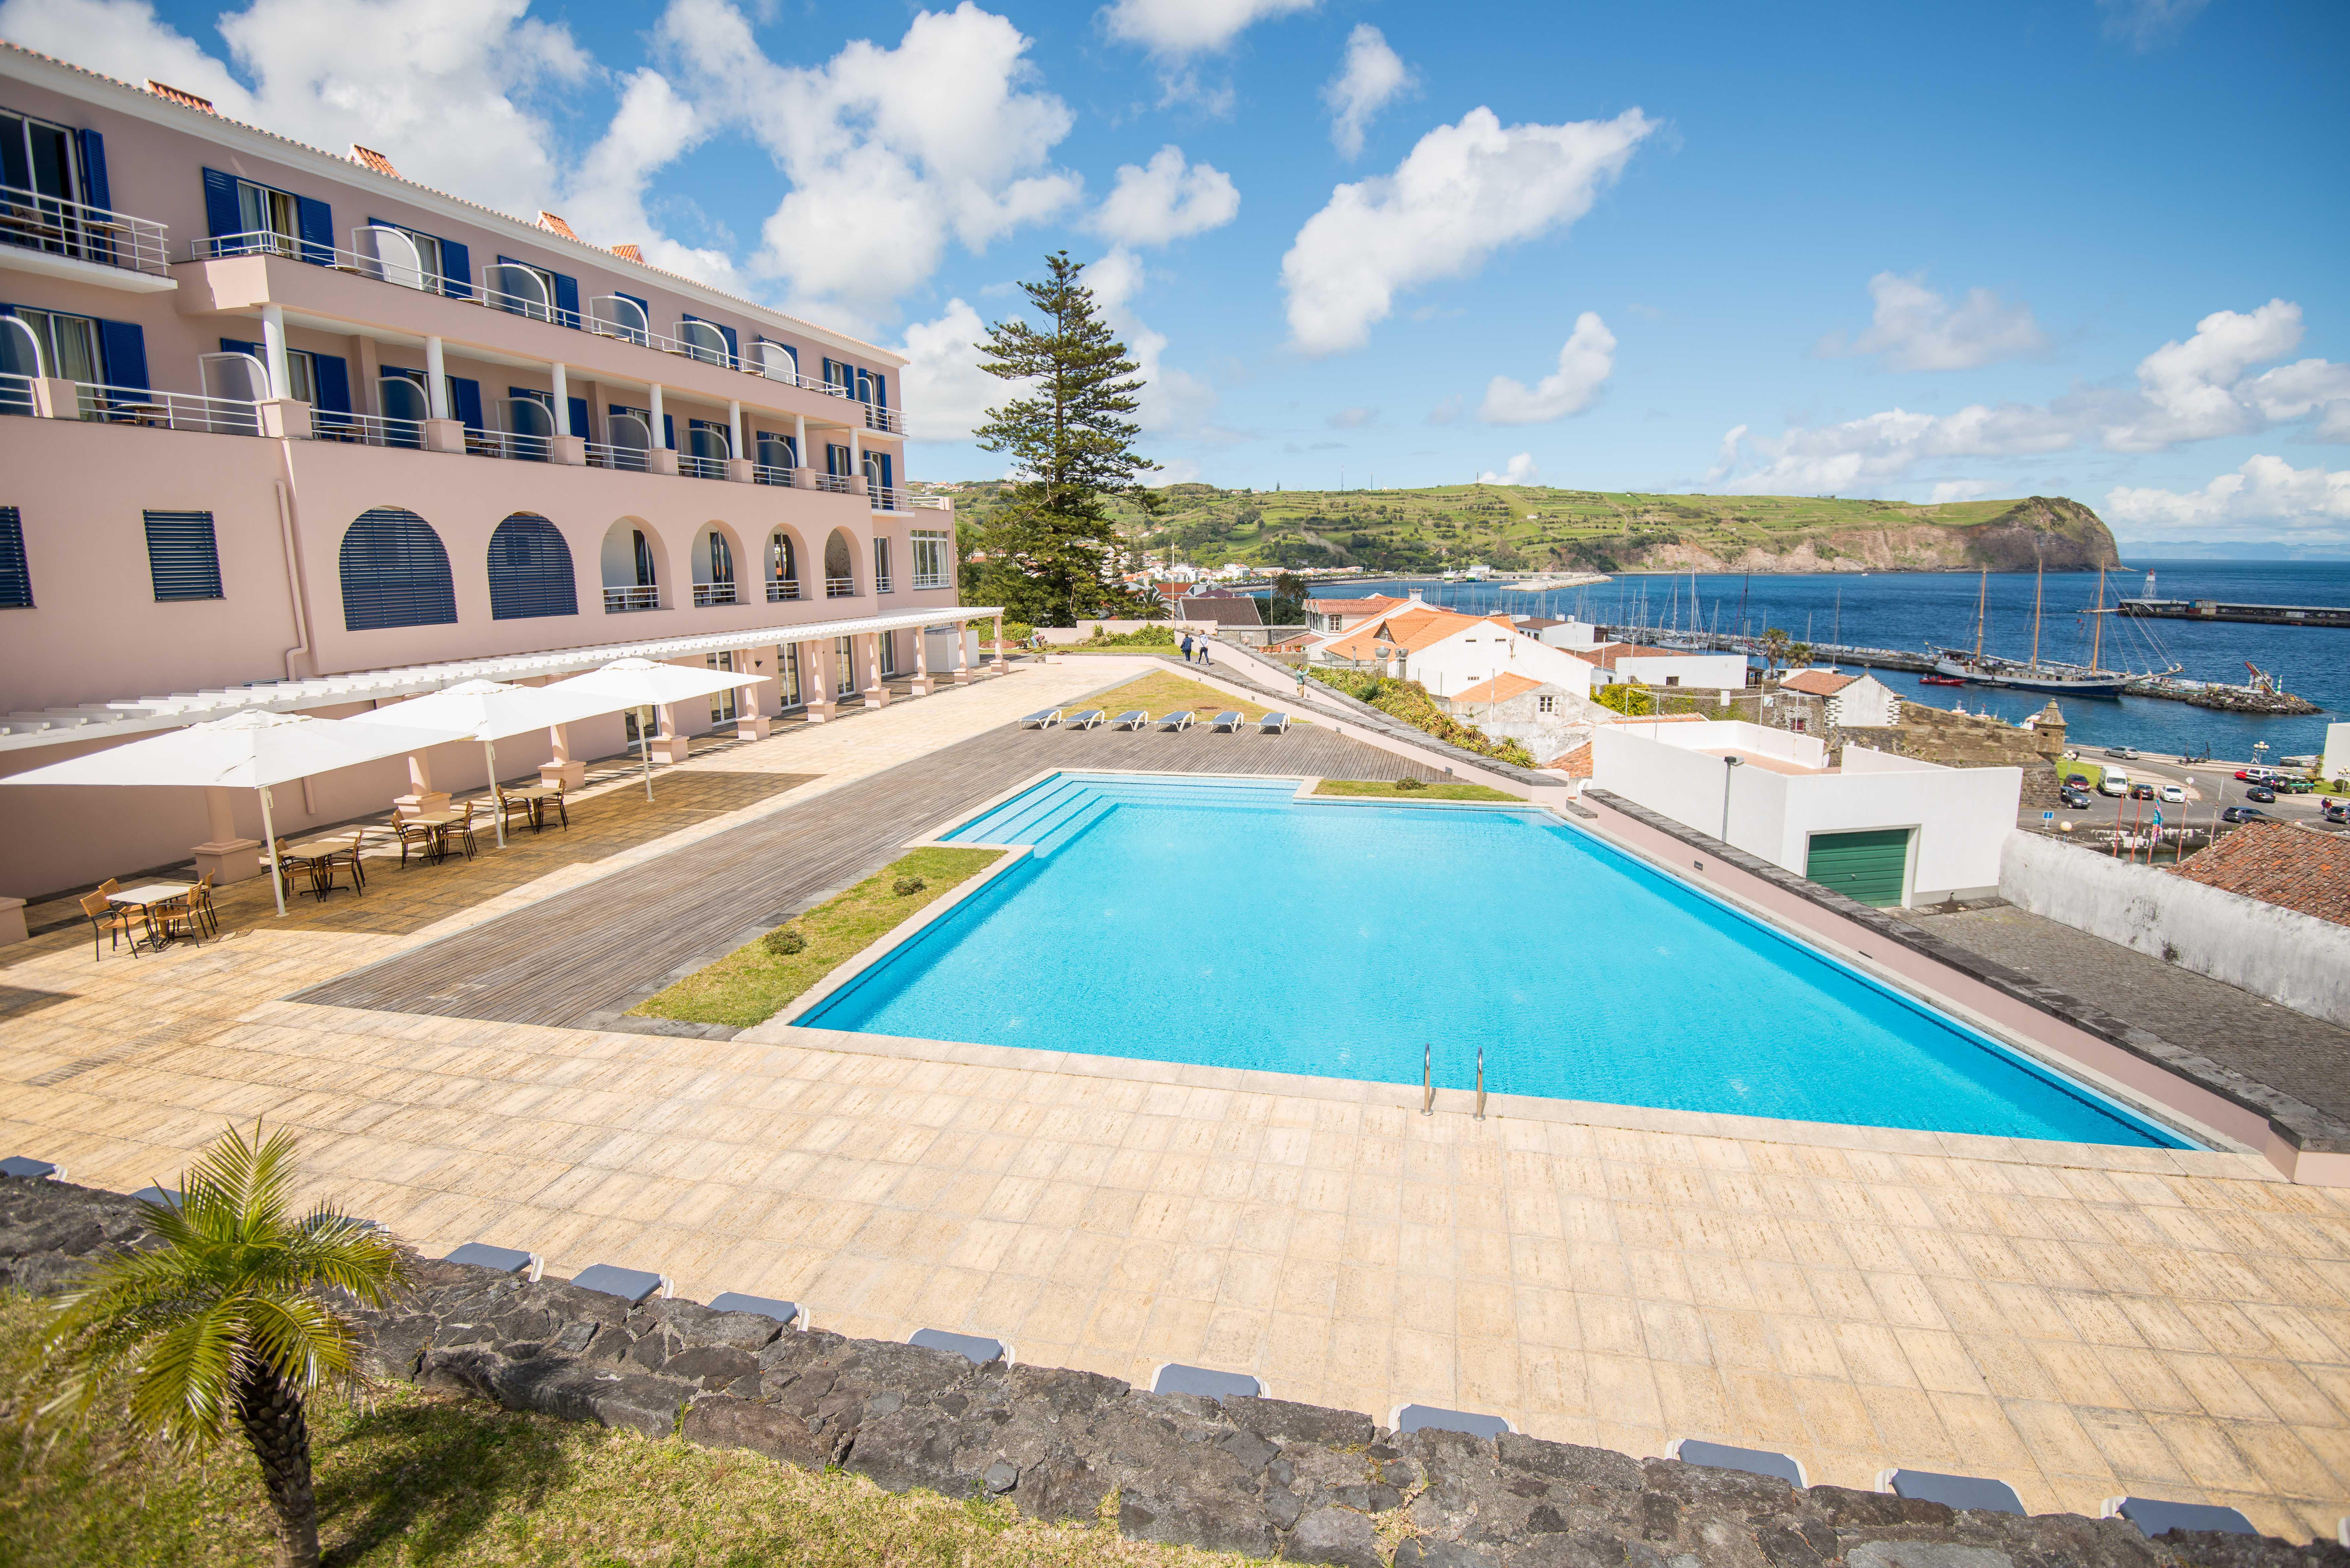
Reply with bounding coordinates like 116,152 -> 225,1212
2159,783 -> 2186,804
2064,774 -> 2091,790
2061,788 -> 2094,810
2129,782 -> 2157,800
2098,770 -> 2131,797
2277,776 -> 2316,793
2221,806 -> 2272,823
2324,800 -> 2350,824
2104,746 -> 2138,759
2244,786 -> 2277,803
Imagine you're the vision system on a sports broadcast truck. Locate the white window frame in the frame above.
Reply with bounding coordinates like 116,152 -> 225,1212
910,528 -> 952,590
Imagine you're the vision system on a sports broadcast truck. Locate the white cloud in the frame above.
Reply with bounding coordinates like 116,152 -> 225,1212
1479,312 -> 1615,424
1478,453 -> 1540,486
0,0 -> 590,216
1714,298 -> 2350,495
1281,106 -> 1655,355
1100,0 -> 1315,56
1328,406 -> 1377,429
1930,480 -> 1992,504
1821,272 -> 2046,372
895,298 -> 1001,444
2098,0 -> 2210,50
563,69 -> 742,289
2106,455 -> 2350,538
1322,24 -> 1413,160
1093,146 -> 1239,247
1088,247 -> 1217,436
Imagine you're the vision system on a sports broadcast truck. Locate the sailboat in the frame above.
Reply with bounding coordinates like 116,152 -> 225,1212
1930,563 -> 2129,696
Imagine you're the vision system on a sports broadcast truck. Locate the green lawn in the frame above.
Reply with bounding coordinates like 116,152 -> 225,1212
1070,673 -> 1296,725
632,847 -> 1003,1028
0,1293 -> 1244,1568
1312,778 -> 1519,802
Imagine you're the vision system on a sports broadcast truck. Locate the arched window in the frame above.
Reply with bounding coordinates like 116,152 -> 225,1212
823,528 -> 855,597
340,507 -> 456,630
486,512 -> 577,620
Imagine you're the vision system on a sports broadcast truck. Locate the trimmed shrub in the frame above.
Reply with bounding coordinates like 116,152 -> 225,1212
892,876 -> 927,896
762,927 -> 806,956
1394,775 -> 1427,791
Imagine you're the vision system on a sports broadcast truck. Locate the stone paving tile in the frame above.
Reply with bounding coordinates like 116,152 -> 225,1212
5,657 -> 2350,1542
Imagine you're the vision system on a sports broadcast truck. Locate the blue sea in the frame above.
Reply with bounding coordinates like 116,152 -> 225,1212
1302,561 -> 2349,762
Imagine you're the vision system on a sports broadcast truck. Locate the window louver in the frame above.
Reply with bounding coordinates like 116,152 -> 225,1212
0,506 -> 30,608
142,509 -> 222,601
340,506 -> 457,630
486,512 -> 577,620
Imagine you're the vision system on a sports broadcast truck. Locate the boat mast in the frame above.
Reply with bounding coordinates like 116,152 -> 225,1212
1972,568 -> 1987,661
2030,555 -> 2044,672
2090,565 -> 2105,672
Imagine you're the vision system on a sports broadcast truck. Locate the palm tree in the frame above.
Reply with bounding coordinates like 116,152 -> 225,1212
42,1123 -> 408,1568
1761,626 -> 1790,675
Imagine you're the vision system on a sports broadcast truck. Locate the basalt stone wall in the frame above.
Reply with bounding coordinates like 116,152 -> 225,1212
5,1178 -> 2344,1567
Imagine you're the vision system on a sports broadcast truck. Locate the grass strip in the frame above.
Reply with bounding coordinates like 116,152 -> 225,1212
1067,673 -> 1299,726
1312,778 -> 1520,802
631,846 -> 1002,1028
0,1293 -> 1247,1568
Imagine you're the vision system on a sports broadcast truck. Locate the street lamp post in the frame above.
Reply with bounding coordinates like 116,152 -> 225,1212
1721,754 -> 1744,844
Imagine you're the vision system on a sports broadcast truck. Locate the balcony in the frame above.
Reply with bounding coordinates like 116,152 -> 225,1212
766,579 -> 801,602
585,440 -> 648,471
680,453 -> 727,481
869,485 -> 903,511
2,185 -> 171,281
1,371 -> 270,434
813,474 -> 852,496
693,581 -> 738,608
874,574 -> 894,594
604,585 -> 660,612
825,576 -> 856,599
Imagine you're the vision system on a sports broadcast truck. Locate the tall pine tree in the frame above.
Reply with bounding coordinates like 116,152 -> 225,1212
974,252 -> 1155,625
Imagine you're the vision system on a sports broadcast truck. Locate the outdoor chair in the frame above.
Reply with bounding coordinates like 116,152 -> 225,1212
1157,710 -> 1194,731
314,829 -> 366,897
1111,710 -> 1150,729
1066,709 -> 1105,729
535,784 -> 569,832
79,890 -> 137,960
1257,712 -> 1291,734
492,785 -> 533,840
188,870 -> 221,934
448,800 -> 479,861
1210,711 -> 1243,732
270,839 -> 309,903
1019,708 -> 1063,729
393,812 -> 438,869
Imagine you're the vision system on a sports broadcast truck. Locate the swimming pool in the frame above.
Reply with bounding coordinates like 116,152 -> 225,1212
801,773 -> 2190,1148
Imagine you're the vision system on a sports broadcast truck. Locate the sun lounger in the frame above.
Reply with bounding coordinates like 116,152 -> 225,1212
1153,1363 -> 1263,1398
1395,1403 -> 1511,1439
1257,711 -> 1290,734
1671,1439 -> 1804,1487
710,1292 -> 799,1327
571,1263 -> 670,1304
1112,710 -> 1149,729
910,1328 -> 1008,1365
1209,710 -> 1243,732
0,1157 -> 61,1180
1157,710 -> 1194,731
131,1186 -> 183,1208
444,1241 -> 544,1281
1019,708 -> 1063,729
1066,709 -> 1105,729
2105,1498 -> 2256,1537
1880,1469 -> 2024,1515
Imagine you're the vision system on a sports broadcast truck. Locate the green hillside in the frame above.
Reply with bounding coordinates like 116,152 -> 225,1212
923,482 -> 2119,577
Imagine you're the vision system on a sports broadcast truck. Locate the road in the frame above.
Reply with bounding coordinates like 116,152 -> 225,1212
2022,748 -> 2349,837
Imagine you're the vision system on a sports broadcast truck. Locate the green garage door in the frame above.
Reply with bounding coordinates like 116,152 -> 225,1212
1805,828 -> 1911,907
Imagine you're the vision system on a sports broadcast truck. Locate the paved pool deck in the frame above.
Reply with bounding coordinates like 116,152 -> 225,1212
3,656 -> 2347,1541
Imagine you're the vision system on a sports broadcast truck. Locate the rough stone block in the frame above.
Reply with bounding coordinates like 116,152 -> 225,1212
1287,1504 -> 1382,1568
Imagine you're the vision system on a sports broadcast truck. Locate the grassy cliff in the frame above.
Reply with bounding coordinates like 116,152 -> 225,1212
926,482 -> 2119,576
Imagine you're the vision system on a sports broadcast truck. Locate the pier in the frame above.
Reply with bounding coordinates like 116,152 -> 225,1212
2116,598 -> 2350,628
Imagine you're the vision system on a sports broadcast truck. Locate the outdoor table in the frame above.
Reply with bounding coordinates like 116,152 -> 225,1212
506,783 -> 562,829
406,809 -> 465,863
107,881 -> 195,949
283,836 -> 360,899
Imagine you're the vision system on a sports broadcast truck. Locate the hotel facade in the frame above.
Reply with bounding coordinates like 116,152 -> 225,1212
0,43 -> 1002,901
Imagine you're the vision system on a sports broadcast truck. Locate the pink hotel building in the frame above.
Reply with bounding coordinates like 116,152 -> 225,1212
0,42 -> 1006,906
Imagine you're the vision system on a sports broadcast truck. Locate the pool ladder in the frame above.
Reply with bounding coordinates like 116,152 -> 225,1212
1421,1044 -> 1488,1121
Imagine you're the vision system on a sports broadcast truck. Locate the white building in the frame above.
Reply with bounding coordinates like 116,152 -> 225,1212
1433,673 -> 1607,764
2324,722 -> 2350,784
1314,605 -> 1597,700
1591,718 -> 2019,907
1778,669 -> 1901,728
1536,620 -> 1749,691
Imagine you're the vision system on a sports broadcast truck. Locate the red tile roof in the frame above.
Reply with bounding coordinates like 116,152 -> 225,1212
2170,820 -> 2350,927
1779,670 -> 1859,697
350,144 -> 399,177
1449,672 -> 1548,704
1546,742 -> 1595,779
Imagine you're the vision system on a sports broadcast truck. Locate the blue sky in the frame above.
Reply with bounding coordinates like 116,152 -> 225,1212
6,0 -> 2346,542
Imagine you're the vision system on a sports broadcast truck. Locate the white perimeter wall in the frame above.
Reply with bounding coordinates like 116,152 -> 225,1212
2001,831 -> 2350,1026
1611,652 -> 1750,690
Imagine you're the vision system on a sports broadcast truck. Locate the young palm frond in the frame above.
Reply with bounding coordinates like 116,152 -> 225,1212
40,1121 -> 408,1567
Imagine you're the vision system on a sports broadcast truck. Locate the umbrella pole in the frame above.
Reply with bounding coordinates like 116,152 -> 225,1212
258,785 -> 285,917
640,708 -> 654,802
484,738 -> 505,848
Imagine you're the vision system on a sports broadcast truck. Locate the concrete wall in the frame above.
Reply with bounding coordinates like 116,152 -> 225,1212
1610,651 -> 1749,690
2001,831 -> 2350,1026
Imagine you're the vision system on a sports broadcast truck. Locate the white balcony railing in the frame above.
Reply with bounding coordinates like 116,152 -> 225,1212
825,576 -> 856,598
464,426 -> 550,462
604,585 -> 660,612
869,485 -> 903,511
584,440 -> 648,471
874,574 -> 894,594
813,474 -> 852,495
680,453 -> 727,480
2,185 -> 171,276
0,371 -> 33,416
47,380 -> 266,435
766,579 -> 801,602
692,581 -> 738,607
310,409 -> 426,448
909,496 -> 953,511
752,463 -> 794,487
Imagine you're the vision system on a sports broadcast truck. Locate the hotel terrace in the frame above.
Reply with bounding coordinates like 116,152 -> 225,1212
0,41 -> 1000,896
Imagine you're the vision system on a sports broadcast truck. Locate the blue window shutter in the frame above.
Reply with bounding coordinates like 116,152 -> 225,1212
201,168 -> 241,238
219,337 -> 262,358
142,510 -> 223,601
553,271 -> 580,329
879,452 -> 894,490
76,130 -> 110,209
567,395 -> 588,439
339,507 -> 458,630
618,290 -> 649,325
447,376 -> 482,429
310,354 -> 351,413
715,321 -> 738,362
662,413 -> 675,450
871,372 -> 886,409
97,320 -> 147,390
0,506 -> 30,609
295,195 -> 333,264
486,512 -> 577,620
439,237 -> 471,299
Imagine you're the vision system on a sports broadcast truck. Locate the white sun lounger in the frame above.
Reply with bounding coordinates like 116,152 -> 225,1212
1067,709 -> 1106,729
1257,711 -> 1290,734
1112,710 -> 1150,730
1210,710 -> 1243,732
1157,710 -> 1195,731
1019,708 -> 1063,729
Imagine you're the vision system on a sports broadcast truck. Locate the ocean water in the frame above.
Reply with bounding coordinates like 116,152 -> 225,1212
1302,562 -> 2350,761
802,775 -> 2189,1148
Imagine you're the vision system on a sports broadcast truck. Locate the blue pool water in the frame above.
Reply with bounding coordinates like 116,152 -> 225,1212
802,774 -> 2190,1148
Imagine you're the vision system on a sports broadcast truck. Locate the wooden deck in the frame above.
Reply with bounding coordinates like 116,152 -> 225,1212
294,716 -> 1435,1029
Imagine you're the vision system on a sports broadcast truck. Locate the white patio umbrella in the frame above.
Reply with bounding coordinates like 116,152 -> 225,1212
350,678 -> 626,848
540,657 -> 770,801
0,708 -> 465,915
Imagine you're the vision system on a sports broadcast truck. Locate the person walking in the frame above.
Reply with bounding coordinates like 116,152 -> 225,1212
1179,630 -> 1194,662
1197,638 -> 1211,667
